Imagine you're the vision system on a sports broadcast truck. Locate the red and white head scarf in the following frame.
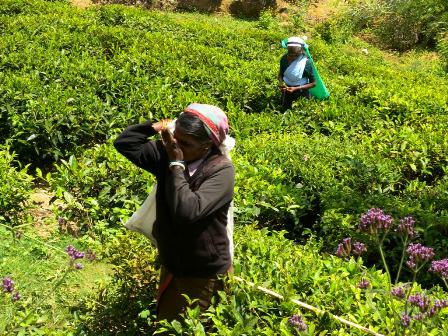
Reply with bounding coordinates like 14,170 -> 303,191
183,103 -> 229,147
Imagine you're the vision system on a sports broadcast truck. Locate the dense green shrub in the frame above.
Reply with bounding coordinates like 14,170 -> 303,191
48,140 -> 154,232
439,33 -> 448,72
77,231 -> 159,335
349,0 -> 448,51
0,146 -> 33,227
79,225 -> 448,335
0,3 -> 283,164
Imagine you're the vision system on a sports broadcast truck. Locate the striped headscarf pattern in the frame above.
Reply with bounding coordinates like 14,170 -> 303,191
183,103 -> 229,147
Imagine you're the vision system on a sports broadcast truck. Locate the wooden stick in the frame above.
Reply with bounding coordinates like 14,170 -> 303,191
233,275 -> 384,336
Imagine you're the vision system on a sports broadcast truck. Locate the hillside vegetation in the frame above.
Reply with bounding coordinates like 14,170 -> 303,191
1,0 -> 448,334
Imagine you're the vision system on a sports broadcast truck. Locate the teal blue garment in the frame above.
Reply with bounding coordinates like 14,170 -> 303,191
281,39 -> 330,100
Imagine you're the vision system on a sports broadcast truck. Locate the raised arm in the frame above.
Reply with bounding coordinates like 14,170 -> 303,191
113,120 -> 169,176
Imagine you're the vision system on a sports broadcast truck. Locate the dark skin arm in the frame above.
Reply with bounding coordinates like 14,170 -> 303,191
151,119 -> 185,165
154,119 -> 184,163
284,80 -> 316,93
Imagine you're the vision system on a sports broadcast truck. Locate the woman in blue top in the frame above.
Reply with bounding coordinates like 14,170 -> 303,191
278,37 -> 316,110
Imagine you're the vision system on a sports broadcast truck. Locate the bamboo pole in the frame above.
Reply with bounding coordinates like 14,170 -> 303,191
233,275 -> 384,336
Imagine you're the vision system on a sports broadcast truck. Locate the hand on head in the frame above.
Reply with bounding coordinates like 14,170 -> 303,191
161,127 -> 184,162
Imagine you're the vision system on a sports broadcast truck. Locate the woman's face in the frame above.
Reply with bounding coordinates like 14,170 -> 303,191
287,46 -> 302,62
173,128 -> 211,162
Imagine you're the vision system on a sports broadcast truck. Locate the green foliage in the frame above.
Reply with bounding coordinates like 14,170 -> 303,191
257,11 -> 279,30
48,140 -> 154,233
0,225 -> 105,335
313,14 -> 355,45
348,0 -> 448,51
0,146 -> 33,227
438,33 -> 448,71
1,1 -> 448,334
76,232 -> 159,335
0,2 -> 283,164
152,225 -> 448,335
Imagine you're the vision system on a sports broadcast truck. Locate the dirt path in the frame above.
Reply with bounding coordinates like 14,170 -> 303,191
29,189 -> 57,238
71,0 -> 92,8
305,0 -> 345,26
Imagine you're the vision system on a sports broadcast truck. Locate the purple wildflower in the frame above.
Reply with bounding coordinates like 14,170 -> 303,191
75,263 -> 83,270
413,313 -> 425,321
358,278 -> 370,289
406,243 -> 434,270
65,245 -> 85,260
426,299 -> 448,317
336,238 -> 351,257
391,286 -> 406,299
401,314 -> 411,327
2,277 -> 14,293
429,259 -> 448,280
336,238 -> 367,258
397,216 -> 416,239
359,208 -> 393,235
408,293 -> 431,312
12,292 -> 21,302
288,314 -> 307,331
352,242 -> 367,256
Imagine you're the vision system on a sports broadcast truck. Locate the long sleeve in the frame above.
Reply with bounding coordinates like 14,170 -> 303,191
165,164 -> 234,225
113,121 -> 167,176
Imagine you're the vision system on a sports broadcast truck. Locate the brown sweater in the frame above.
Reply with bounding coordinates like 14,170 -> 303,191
114,121 -> 234,277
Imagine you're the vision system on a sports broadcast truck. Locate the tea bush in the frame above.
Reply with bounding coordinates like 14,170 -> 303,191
0,146 -> 33,228
17,0 -> 446,262
82,225 -> 448,335
49,140 -> 154,233
0,2 -> 284,164
76,231 -> 159,335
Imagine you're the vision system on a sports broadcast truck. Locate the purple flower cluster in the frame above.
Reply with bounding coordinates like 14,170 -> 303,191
65,245 -> 85,260
2,277 -> 21,302
336,238 -> 367,258
336,238 -> 351,258
413,312 -> 425,321
359,208 -> 393,234
406,243 -> 434,270
397,216 -> 416,239
391,286 -> 406,299
427,299 -> 448,317
12,292 -> 21,302
2,277 -> 14,293
85,249 -> 97,261
429,259 -> 448,280
404,294 -> 448,320
400,314 -> 411,327
65,245 -> 85,269
408,293 -> 431,312
288,314 -> 307,331
358,278 -> 370,289
353,242 -> 367,256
